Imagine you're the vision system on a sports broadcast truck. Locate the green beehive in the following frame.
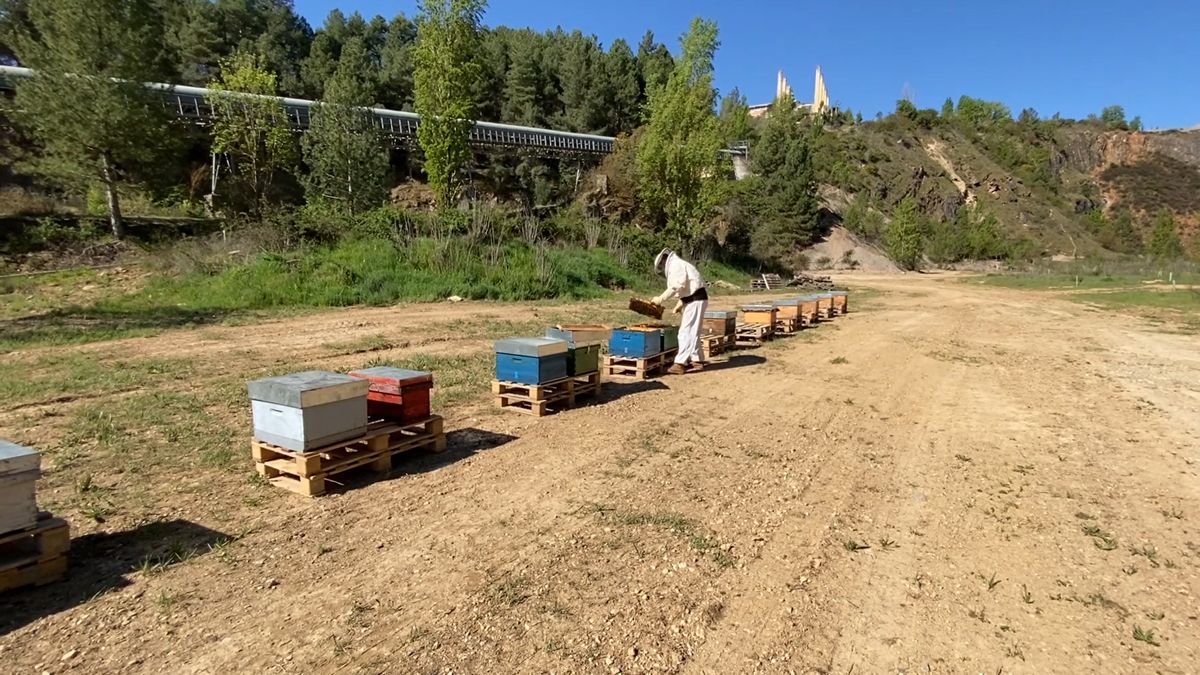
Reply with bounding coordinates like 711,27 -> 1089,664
661,326 -> 679,351
567,344 -> 601,375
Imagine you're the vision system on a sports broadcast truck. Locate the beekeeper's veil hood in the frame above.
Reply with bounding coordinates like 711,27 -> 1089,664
653,248 -> 672,275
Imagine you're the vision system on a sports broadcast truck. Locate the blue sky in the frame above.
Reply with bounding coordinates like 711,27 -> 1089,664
294,0 -> 1199,130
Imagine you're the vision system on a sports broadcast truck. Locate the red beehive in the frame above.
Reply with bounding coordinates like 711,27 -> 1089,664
348,367 -> 433,425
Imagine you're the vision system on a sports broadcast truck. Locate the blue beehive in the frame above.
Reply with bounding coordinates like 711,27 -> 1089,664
494,337 -> 569,385
610,328 -> 663,358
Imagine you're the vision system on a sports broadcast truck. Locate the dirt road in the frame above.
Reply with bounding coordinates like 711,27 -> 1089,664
2,274 -> 1197,674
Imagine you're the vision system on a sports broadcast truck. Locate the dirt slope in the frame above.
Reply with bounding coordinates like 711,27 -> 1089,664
1,276 -> 1198,674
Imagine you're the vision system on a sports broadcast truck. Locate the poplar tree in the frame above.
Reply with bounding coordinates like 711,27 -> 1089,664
7,0 -> 175,238
413,0 -> 485,209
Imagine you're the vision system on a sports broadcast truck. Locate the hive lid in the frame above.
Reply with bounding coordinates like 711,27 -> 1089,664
349,367 -> 433,387
494,337 -> 568,357
831,290 -> 848,296
248,371 -> 369,408
0,439 -> 41,476
742,304 -> 776,311
704,310 -> 737,319
774,298 -> 803,306
545,326 -> 604,348
816,292 -> 834,298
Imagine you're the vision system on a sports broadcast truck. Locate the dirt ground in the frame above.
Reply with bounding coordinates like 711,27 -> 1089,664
2,273 -> 1198,674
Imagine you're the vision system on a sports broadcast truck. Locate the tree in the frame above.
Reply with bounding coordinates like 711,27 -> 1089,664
209,52 -> 298,216
413,0 -> 486,208
1018,107 -> 1040,125
301,38 -> 390,215
636,30 -> 673,100
718,87 -> 752,144
940,97 -> 954,119
886,197 -> 924,270
1101,105 -> 1127,130
7,0 -> 177,238
636,17 -> 723,248
1147,209 -> 1184,259
602,38 -> 641,135
749,95 -> 820,266
1129,116 -> 1143,132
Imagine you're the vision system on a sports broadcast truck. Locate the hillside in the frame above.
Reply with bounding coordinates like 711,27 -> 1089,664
806,111 -> 1200,263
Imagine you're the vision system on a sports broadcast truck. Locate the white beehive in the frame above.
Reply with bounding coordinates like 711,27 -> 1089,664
0,440 -> 40,535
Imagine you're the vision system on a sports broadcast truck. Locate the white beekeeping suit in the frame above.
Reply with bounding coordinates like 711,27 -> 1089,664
652,249 -> 709,373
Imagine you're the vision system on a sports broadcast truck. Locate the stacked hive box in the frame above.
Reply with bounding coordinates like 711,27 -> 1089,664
772,299 -> 804,334
605,325 -> 678,379
797,295 -> 822,324
701,310 -> 737,359
544,328 -> 602,376
702,310 -> 737,337
0,440 -> 69,592
0,441 -> 39,535
737,304 -> 777,346
249,371 -> 445,497
815,292 -> 837,318
348,367 -> 433,425
248,371 -> 369,452
831,290 -> 849,313
494,337 -> 600,415
494,338 -> 569,384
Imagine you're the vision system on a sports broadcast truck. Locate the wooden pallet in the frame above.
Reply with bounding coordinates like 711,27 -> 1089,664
252,416 -> 446,497
0,513 -> 70,593
701,334 -> 734,360
774,317 -> 800,335
493,372 -> 602,417
604,349 -> 679,380
750,273 -> 786,291
735,324 -> 772,347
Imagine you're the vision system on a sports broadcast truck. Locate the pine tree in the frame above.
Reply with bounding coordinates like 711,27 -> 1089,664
301,38 -> 390,215
8,0 -> 178,238
886,197 -> 925,270
413,0 -> 485,208
748,95 -> 819,266
636,30 -> 673,99
602,38 -> 641,135
718,87 -> 752,144
1147,209 -> 1184,259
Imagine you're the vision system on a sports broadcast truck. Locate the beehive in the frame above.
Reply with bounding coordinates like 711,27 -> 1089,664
494,338 -> 569,385
349,367 -> 434,425
610,327 -> 663,358
628,323 -> 678,351
703,310 -> 737,336
831,290 -> 849,313
545,324 -> 611,348
247,372 -> 369,453
741,304 -> 778,327
567,344 -> 601,375
0,440 -> 39,535
797,295 -> 821,322
774,298 -> 804,321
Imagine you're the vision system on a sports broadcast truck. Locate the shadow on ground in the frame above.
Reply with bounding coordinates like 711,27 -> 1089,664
0,519 -> 233,635
704,354 -> 767,371
0,306 -> 237,349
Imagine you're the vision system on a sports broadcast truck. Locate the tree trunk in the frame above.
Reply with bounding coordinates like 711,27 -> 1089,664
100,154 -> 126,239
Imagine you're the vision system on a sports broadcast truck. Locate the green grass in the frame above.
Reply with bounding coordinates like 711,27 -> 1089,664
1072,289 -> 1200,312
976,273 -> 1164,290
0,352 -> 197,409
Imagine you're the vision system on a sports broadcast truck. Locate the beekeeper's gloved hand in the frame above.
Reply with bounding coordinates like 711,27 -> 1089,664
672,300 -> 683,315
652,290 -> 673,306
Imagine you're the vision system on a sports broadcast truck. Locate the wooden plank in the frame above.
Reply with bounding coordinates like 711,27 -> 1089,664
0,555 -> 67,593
251,416 -> 446,497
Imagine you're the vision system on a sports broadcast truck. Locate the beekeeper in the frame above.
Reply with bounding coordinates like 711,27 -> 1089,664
652,248 -> 709,374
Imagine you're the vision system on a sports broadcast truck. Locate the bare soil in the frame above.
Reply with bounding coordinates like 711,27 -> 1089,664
1,273 -> 1198,674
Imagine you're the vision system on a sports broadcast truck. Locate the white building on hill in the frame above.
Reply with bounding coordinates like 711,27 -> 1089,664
748,67 -> 831,118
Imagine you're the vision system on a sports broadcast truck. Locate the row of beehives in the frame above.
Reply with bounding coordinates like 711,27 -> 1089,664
713,290 -> 851,342
0,441 -> 71,593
